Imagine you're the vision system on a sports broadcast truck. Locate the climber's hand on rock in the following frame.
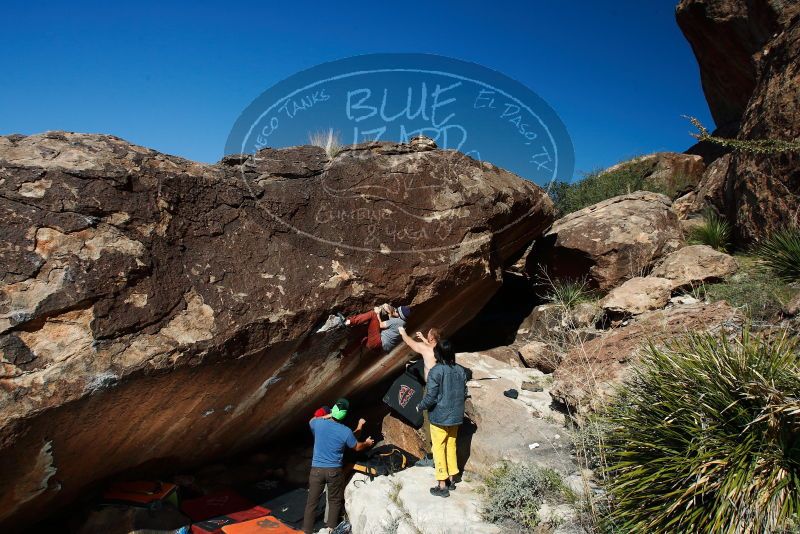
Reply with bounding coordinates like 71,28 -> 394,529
365,437 -> 375,447
357,418 -> 366,429
414,331 -> 425,342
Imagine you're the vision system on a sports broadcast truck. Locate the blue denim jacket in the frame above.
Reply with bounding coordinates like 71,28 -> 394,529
418,363 -> 468,426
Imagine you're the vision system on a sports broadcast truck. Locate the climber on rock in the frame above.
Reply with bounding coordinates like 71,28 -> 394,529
303,398 -> 374,534
345,303 -> 411,354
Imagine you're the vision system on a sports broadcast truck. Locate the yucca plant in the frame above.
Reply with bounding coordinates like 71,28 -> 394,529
546,278 -> 591,310
603,328 -> 800,533
757,227 -> 800,282
689,209 -> 732,252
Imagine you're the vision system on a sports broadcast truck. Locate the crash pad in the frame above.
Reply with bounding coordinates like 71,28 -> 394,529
181,489 -> 261,522
102,480 -> 179,508
222,515 -> 302,533
382,372 -> 425,427
262,488 -> 315,525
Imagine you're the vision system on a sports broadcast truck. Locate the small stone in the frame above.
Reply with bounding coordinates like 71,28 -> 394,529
521,381 -> 543,392
529,443 -> 540,450
670,295 -> 700,305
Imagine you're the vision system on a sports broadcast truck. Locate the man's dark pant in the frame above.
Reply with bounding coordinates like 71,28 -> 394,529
303,466 -> 345,534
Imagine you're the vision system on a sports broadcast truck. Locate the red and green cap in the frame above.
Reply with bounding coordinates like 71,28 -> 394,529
331,398 -> 349,421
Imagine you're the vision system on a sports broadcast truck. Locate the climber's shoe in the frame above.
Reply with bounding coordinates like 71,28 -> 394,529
429,486 -> 450,498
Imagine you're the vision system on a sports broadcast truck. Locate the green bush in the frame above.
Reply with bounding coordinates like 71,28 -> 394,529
689,209 -> 732,252
548,158 -> 692,217
544,277 -> 592,310
548,159 -> 653,216
702,256 -> 796,322
603,328 -> 800,534
757,227 -> 800,282
481,462 -> 568,530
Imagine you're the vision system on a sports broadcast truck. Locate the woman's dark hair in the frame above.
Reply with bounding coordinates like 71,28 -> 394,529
433,339 -> 456,366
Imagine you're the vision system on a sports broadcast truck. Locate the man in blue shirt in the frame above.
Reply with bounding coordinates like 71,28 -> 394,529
302,398 -> 374,534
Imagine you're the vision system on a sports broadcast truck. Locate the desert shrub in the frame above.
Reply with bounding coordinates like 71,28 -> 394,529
689,209 -> 732,251
308,128 -> 343,157
481,462 -> 568,530
536,268 -> 593,310
547,158 -> 692,217
548,159 -> 654,216
603,327 -> 800,534
757,227 -> 800,282
701,256 -> 795,322
544,278 -> 592,310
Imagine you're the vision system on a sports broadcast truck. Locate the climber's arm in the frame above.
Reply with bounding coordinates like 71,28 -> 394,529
399,327 -> 428,353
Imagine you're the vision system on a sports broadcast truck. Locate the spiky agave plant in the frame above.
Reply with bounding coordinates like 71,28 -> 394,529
689,209 -> 732,252
537,267 -> 592,310
757,227 -> 800,282
603,328 -> 800,534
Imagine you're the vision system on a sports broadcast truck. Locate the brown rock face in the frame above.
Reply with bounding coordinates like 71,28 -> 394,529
550,301 -> 742,415
0,132 -> 554,529
678,0 -> 800,241
676,0 -> 784,131
726,7 -> 800,240
528,192 -> 684,290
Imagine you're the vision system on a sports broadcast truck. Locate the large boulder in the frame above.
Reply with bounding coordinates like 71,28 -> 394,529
0,132 -> 554,529
551,301 -> 742,415
458,351 -> 576,476
678,0 -> 800,241
650,244 -> 738,289
528,192 -> 684,290
599,276 -> 673,316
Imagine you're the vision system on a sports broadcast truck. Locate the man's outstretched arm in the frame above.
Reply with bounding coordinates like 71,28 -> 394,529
399,326 -> 428,353
353,436 -> 375,452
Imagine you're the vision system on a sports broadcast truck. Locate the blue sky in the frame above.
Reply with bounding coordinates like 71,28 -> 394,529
1,0 -> 713,181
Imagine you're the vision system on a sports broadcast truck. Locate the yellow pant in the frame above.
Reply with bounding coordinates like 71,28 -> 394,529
430,423 -> 460,481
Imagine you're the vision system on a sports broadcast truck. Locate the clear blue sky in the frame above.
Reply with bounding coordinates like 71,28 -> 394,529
1,0 -> 713,181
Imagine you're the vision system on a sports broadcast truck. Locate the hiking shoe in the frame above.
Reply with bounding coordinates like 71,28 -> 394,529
316,314 -> 345,333
430,486 -> 450,498
445,479 -> 457,491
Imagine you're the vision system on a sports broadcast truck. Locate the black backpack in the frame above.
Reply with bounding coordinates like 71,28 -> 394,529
351,445 -> 412,479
